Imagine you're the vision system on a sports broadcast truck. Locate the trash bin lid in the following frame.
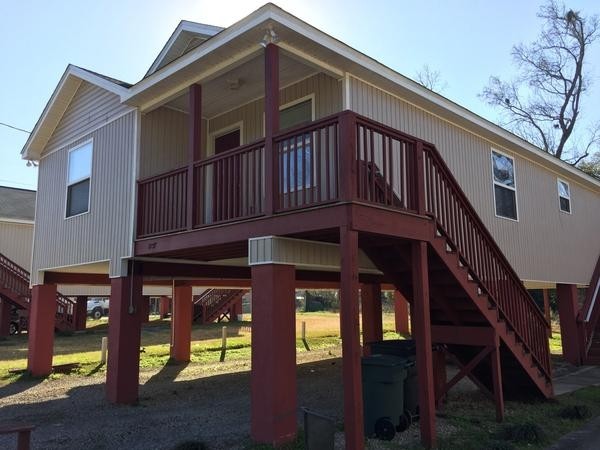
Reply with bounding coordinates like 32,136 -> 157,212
361,354 -> 408,367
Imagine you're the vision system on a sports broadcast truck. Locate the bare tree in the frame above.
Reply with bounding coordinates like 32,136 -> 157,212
579,152 -> 600,179
481,1 -> 599,165
415,64 -> 448,92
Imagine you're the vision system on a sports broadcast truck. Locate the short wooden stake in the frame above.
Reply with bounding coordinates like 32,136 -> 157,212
220,326 -> 227,362
302,321 -> 310,351
100,337 -> 108,364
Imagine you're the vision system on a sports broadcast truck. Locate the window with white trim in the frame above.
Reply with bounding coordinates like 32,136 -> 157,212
280,99 -> 313,192
557,179 -> 571,213
66,141 -> 92,217
491,150 -> 518,220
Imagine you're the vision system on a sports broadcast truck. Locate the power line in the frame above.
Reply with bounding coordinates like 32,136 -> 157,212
0,122 -> 31,134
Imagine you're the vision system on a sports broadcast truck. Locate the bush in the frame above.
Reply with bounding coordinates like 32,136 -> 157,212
495,422 -> 545,444
558,405 -> 591,420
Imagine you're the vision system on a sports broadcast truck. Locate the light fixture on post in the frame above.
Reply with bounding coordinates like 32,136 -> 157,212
26,160 -> 38,167
260,27 -> 279,47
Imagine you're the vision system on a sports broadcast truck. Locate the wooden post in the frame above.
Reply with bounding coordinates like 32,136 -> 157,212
100,337 -> 108,364
264,43 -> 279,215
394,290 -> 410,335
361,283 -> 383,356
543,289 -> 552,338
414,141 -> 426,214
339,111 -> 357,202
491,334 -> 505,422
556,284 -> 583,366
412,241 -> 436,448
171,285 -> 193,363
187,83 -> 202,229
75,296 -> 88,331
220,326 -> 227,362
339,226 -> 364,450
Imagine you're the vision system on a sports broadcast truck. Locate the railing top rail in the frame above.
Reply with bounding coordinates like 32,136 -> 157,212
193,139 -> 266,168
423,144 -> 549,327
137,165 -> 188,185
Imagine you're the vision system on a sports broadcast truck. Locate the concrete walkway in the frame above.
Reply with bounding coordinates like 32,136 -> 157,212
553,365 -> 600,396
546,365 -> 600,449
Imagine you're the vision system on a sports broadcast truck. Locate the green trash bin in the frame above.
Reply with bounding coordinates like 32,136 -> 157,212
369,340 -> 419,418
362,354 -> 412,441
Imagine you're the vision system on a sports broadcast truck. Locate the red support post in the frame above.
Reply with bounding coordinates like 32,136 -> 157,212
141,295 -> 150,324
264,43 -> 279,215
340,226 -> 364,450
106,275 -> 143,404
251,263 -> 297,445
414,142 -> 426,214
361,283 -> 383,356
187,83 -> 202,229
542,289 -> 552,338
556,284 -> 583,366
27,284 -> 57,377
491,334 -> 505,422
394,290 -> 410,335
171,285 -> 193,362
75,296 -> 87,331
339,111 -> 357,202
159,296 -> 171,319
230,296 -> 242,321
412,241 -> 436,448
0,299 -> 11,336
432,347 -> 447,407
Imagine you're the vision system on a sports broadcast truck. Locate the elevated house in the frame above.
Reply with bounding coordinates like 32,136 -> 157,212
17,4 -> 600,448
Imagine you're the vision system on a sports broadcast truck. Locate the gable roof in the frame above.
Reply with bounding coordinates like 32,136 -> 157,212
0,186 -> 36,222
21,65 -> 131,160
145,20 -> 224,77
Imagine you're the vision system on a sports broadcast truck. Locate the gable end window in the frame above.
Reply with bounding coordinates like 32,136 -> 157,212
557,179 -> 571,213
66,141 -> 92,218
491,150 -> 518,220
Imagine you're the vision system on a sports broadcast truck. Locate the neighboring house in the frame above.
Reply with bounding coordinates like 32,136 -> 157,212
0,186 -> 35,269
17,4 -> 600,448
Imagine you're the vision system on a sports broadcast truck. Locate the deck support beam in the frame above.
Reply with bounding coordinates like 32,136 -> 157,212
394,290 -> 410,334
340,226 -> 364,450
171,285 -> 193,362
361,283 -> 382,356
557,284 -> 583,365
106,274 -> 143,404
27,284 -> 57,376
251,263 -> 296,445
412,241 -> 436,449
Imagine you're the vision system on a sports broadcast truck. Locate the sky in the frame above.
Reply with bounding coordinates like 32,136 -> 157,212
1,0 -> 599,190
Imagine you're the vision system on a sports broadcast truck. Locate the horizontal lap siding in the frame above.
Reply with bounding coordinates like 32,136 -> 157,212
32,112 -> 135,284
350,76 -> 600,285
0,222 -> 33,270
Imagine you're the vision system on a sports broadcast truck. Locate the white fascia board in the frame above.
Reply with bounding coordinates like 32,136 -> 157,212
0,217 -> 34,225
145,21 -> 224,76
21,65 -> 130,160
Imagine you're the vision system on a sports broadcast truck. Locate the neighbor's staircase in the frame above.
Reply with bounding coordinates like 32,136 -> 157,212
355,117 -> 553,398
578,255 -> 600,364
193,289 -> 247,324
0,252 -> 77,332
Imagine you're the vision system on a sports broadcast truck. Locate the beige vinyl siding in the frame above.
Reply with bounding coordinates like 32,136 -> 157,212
43,81 -> 132,156
208,73 -> 342,151
139,107 -> 207,179
0,221 -> 33,270
31,112 -> 136,284
349,76 -> 600,285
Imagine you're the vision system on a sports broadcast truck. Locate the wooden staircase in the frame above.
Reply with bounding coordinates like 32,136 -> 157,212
193,289 -> 247,324
0,252 -> 77,332
578,255 -> 600,364
356,115 -> 553,399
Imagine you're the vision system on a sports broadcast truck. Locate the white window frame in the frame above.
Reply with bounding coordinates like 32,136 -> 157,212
557,178 -> 572,214
491,148 -> 519,222
207,120 -> 244,156
65,139 -> 93,219
278,94 -> 316,194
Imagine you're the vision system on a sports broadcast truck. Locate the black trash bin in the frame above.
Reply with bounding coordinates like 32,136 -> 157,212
302,408 -> 335,450
362,354 -> 413,440
369,339 -> 419,417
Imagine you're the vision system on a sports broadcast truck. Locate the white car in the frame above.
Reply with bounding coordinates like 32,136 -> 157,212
87,298 -> 109,319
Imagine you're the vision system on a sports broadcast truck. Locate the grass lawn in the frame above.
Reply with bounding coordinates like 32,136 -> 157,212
0,311 -> 397,383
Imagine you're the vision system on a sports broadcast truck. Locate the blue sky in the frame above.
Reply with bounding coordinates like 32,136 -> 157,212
1,0 -> 598,190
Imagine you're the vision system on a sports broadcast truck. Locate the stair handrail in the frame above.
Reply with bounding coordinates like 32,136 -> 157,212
420,142 -> 551,378
579,254 -> 600,353
0,252 -> 32,300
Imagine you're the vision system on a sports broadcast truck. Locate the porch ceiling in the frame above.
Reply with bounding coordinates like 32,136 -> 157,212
164,52 -> 317,118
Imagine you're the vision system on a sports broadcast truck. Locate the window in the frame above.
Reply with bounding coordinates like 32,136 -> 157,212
214,128 -> 241,154
66,141 -> 92,217
491,150 -> 518,220
557,179 -> 571,213
280,98 -> 313,192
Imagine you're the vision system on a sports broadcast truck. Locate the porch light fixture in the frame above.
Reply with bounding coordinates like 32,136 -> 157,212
26,160 -> 38,167
227,78 -> 242,90
260,27 -> 279,47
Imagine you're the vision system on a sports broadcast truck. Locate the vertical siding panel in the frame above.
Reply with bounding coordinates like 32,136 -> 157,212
0,222 -> 34,269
